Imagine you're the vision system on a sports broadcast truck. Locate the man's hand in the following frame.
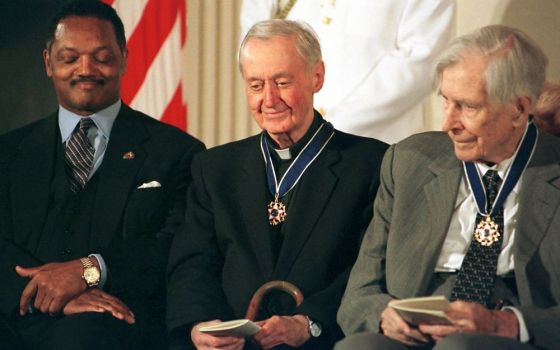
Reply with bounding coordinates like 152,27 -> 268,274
63,288 -> 135,324
16,260 -> 87,316
253,315 -> 310,349
191,320 -> 245,350
419,301 -> 519,342
380,306 -> 431,346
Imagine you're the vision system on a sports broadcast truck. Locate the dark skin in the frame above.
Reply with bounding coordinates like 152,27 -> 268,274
16,16 -> 131,322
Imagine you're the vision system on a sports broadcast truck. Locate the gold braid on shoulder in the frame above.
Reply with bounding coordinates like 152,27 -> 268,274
274,0 -> 297,19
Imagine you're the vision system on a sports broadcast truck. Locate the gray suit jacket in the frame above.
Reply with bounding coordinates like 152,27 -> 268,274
338,131 -> 560,349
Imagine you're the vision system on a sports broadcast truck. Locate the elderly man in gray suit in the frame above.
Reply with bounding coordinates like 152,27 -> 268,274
336,25 -> 558,350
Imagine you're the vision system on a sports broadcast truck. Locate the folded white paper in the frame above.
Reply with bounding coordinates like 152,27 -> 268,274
199,319 -> 261,337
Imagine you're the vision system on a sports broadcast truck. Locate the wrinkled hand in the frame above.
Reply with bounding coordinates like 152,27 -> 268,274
253,315 -> 310,349
380,305 -> 431,346
418,301 -> 519,342
16,260 -> 86,316
63,288 -> 135,324
191,320 -> 245,350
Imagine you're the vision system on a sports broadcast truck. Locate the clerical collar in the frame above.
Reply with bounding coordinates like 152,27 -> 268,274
265,111 -> 324,160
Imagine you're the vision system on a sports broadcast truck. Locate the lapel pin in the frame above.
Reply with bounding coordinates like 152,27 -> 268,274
123,151 -> 135,160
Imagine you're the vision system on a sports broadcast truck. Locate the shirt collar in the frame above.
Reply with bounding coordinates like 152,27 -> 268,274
475,155 -> 514,180
58,100 -> 121,143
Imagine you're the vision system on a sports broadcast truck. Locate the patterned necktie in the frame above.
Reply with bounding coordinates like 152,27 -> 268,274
450,170 -> 504,307
65,118 -> 95,193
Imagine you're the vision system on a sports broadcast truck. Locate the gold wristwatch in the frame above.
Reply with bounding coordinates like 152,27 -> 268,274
80,257 -> 100,288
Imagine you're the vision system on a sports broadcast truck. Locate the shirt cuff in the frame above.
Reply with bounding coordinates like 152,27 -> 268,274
89,253 -> 108,289
504,306 -> 530,343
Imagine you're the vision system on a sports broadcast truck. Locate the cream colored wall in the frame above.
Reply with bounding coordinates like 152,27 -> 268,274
183,0 -> 258,147
185,0 -> 560,147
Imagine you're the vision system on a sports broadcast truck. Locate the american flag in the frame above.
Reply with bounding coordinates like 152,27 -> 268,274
102,0 -> 187,130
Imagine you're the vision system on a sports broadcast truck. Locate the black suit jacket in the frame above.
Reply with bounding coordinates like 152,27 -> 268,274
0,104 -> 204,317
167,127 -> 387,349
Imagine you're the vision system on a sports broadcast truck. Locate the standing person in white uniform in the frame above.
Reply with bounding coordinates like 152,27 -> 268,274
241,0 -> 455,144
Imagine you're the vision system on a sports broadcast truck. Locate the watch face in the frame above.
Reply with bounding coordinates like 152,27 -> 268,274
83,267 -> 100,286
310,321 -> 322,337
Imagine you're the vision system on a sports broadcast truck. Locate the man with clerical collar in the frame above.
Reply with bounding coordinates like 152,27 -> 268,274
0,1 -> 204,349
336,25 -> 559,350
166,20 -> 388,350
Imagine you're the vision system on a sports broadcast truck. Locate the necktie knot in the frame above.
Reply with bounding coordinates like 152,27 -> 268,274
78,118 -> 95,133
482,170 -> 502,206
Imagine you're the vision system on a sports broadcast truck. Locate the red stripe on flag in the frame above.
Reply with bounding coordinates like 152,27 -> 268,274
160,84 -> 187,131
179,0 -> 187,46
102,0 -> 115,6
121,0 -> 181,104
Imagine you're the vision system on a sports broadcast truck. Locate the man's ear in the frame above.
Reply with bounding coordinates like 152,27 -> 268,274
43,49 -> 53,77
121,48 -> 128,74
312,61 -> 325,93
512,95 -> 532,126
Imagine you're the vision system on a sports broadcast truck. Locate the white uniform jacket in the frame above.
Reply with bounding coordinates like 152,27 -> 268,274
241,0 -> 455,144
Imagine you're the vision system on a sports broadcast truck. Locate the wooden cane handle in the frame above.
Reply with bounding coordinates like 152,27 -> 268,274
245,280 -> 304,321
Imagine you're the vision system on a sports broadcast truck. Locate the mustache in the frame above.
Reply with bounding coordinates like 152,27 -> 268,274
70,77 -> 105,86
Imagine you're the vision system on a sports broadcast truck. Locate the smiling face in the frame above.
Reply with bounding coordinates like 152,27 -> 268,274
439,54 -> 528,164
44,16 -> 127,116
240,35 -> 324,148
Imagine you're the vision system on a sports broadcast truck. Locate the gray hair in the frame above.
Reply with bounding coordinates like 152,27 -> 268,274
435,25 -> 548,105
238,19 -> 322,74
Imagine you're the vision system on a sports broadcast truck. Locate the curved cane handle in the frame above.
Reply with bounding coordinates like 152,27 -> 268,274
245,280 -> 304,321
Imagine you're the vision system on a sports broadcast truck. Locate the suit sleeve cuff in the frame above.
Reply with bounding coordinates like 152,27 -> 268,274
89,253 -> 107,289
503,306 -> 530,342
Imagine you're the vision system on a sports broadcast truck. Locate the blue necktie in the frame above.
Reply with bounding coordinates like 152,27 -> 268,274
450,170 -> 504,306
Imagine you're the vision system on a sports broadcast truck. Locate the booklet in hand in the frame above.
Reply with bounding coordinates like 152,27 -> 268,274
198,319 -> 261,337
388,295 -> 452,326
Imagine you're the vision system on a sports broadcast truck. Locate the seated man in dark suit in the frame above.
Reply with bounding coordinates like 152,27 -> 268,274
166,19 -> 388,350
0,1 -> 204,349
336,25 -> 558,350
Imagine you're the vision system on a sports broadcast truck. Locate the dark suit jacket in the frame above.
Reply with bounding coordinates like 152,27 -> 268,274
338,131 -> 560,349
167,127 -> 388,349
0,104 -> 204,318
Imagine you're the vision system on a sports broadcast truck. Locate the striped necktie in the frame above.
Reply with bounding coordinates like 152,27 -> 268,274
65,118 -> 95,193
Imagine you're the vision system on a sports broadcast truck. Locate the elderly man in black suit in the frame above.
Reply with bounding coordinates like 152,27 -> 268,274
166,19 -> 388,350
0,1 -> 204,349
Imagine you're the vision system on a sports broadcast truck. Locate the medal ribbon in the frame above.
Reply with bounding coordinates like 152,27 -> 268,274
463,121 -> 537,216
260,122 -> 335,199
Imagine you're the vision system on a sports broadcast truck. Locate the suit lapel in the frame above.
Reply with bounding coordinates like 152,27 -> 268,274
515,134 -> 560,269
91,105 -> 149,247
409,151 -> 463,294
238,138 -> 276,278
273,142 -> 340,279
11,115 -> 58,239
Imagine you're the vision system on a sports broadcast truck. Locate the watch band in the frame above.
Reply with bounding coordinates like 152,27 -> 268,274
80,257 -> 100,288
80,257 -> 94,269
